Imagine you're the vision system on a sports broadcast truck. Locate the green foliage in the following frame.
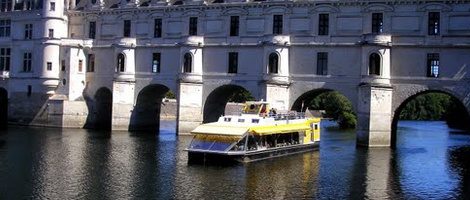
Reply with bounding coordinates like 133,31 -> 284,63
164,90 -> 175,99
399,93 -> 451,121
228,89 -> 255,103
309,91 -> 356,129
399,92 -> 470,130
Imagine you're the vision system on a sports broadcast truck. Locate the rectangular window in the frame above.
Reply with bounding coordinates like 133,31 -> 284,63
0,19 -> 10,37
427,53 -> 439,77
48,29 -> 54,38
61,60 -> 65,71
89,21 -> 96,39
25,24 -> 33,39
230,16 -> 239,36
50,2 -> 55,11
154,19 -> 162,38
428,12 -> 440,35
0,48 -> 10,71
78,60 -> 83,72
318,14 -> 329,36
1,0 -> 12,12
23,52 -> 32,72
317,52 -> 328,75
47,62 -> 52,71
189,17 -> 198,36
228,52 -> 238,73
123,20 -> 131,37
372,13 -> 383,34
87,54 -> 95,72
273,15 -> 283,34
152,53 -> 161,73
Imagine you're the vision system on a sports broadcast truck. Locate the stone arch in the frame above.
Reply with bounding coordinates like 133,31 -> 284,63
369,52 -> 381,76
391,89 -> 470,147
268,52 -> 279,74
85,87 -> 112,130
0,87 -> 7,129
292,88 -> 333,112
183,52 -> 193,73
203,84 -> 254,123
116,52 -> 125,72
129,84 -> 173,132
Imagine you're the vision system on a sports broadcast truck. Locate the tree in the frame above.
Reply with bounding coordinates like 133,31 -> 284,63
309,91 -> 356,129
228,89 -> 254,103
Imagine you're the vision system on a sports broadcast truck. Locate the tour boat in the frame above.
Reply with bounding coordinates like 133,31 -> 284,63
186,101 -> 321,164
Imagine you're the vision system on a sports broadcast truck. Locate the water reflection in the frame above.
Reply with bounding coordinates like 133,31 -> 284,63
0,121 -> 469,199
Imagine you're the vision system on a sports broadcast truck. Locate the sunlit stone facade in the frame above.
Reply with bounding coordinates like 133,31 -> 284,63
0,0 -> 469,146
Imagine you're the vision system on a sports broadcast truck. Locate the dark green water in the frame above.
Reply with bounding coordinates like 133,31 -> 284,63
0,120 -> 469,199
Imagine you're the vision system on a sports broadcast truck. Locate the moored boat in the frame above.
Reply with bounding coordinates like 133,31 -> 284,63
186,101 -> 321,164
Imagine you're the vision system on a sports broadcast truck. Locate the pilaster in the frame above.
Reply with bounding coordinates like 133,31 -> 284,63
112,79 -> 135,130
356,83 -> 393,147
177,81 -> 203,134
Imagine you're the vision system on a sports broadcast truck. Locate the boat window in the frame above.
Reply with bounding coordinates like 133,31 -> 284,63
230,136 -> 247,151
238,118 -> 245,123
247,135 -> 257,151
314,124 -> 318,130
224,117 -> 231,122
252,119 -> 259,123
189,134 -> 241,151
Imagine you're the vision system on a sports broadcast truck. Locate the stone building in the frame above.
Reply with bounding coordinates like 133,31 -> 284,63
0,0 -> 469,146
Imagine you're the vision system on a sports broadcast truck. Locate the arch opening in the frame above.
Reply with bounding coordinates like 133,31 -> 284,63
0,88 -> 7,129
268,53 -> 279,74
85,87 -> 113,130
203,85 -> 254,123
183,53 -> 192,73
391,91 -> 470,147
117,53 -> 125,72
129,84 -> 175,132
292,89 -> 356,129
369,53 -> 381,75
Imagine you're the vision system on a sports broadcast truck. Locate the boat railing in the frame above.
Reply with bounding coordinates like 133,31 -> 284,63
272,111 -> 305,121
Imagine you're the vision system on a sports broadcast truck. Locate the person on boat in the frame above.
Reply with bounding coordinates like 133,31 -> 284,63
268,108 -> 277,117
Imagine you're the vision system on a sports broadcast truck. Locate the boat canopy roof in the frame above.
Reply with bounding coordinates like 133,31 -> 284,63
190,124 -> 250,136
250,123 -> 311,135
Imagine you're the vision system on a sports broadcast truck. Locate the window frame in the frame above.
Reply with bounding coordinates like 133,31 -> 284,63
46,62 -> 52,71
152,52 -> 161,73
268,53 -> 279,74
428,12 -> 440,35
228,52 -> 238,73
369,53 -> 381,76
23,52 -> 32,72
0,48 -> 10,71
316,52 -> 328,75
272,15 -> 283,35
318,14 -> 329,36
230,16 -> 239,37
87,54 -> 95,72
89,21 -> 96,39
371,13 -> 383,34
189,17 -> 198,36
154,18 -> 162,38
117,53 -> 125,72
25,24 -> 33,40
123,20 -> 131,37
427,53 -> 439,77
0,19 -> 11,37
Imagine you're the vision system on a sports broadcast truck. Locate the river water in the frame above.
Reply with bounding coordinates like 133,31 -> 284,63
0,120 -> 469,199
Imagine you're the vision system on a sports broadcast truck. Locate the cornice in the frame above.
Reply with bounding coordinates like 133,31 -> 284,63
66,0 -> 469,17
